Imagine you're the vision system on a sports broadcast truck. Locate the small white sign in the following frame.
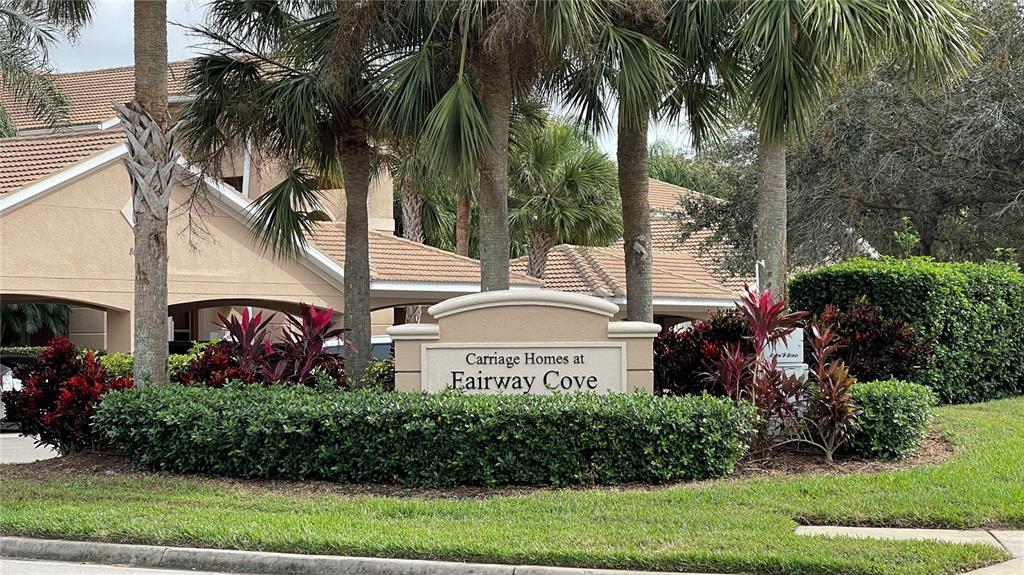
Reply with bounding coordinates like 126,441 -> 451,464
765,328 -> 805,365
422,343 -> 626,395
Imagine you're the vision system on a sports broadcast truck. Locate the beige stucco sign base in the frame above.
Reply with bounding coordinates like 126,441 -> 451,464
387,291 -> 661,394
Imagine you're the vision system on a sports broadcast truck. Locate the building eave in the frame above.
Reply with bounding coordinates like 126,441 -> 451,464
0,143 -> 129,215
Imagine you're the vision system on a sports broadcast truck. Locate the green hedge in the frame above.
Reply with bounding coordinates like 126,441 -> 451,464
362,359 -> 395,390
790,257 -> 1024,403
97,385 -> 754,487
93,352 -> 196,382
97,352 -> 134,379
0,346 -> 45,356
849,380 -> 937,459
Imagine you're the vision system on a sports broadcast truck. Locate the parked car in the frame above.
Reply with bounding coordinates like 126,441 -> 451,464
324,335 -> 393,360
1,352 -> 36,430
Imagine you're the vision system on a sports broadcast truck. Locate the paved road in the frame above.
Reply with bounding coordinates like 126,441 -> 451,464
0,433 -> 58,464
1,559 -> 248,574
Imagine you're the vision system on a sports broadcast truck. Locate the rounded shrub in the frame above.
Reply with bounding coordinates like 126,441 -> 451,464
790,257 -> 1024,403
98,352 -> 134,380
97,385 -> 755,487
849,379 -> 937,459
362,359 -> 395,390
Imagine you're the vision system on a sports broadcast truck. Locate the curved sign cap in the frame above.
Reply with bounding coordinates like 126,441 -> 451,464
427,289 -> 620,320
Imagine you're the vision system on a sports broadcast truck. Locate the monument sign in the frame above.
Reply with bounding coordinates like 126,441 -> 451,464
387,291 -> 661,394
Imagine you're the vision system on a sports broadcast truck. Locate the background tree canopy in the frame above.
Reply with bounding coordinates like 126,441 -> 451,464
676,0 -> 1024,275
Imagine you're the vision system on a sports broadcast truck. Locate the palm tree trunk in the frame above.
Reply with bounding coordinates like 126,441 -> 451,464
475,51 -> 512,291
456,190 -> 471,257
400,173 -> 424,323
526,228 -> 556,279
755,139 -> 788,299
617,111 -> 653,322
126,0 -> 170,386
400,173 -> 425,244
338,119 -> 372,385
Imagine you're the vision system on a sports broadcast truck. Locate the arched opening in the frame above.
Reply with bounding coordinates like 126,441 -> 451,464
0,293 -> 130,351
166,298 -> 343,353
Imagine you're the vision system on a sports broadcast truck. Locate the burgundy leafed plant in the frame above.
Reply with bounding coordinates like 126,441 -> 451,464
181,304 -> 347,387
264,304 -> 347,386
813,299 -> 931,382
800,322 -> 860,463
1,337 -> 133,454
654,310 -> 748,395
180,308 -> 275,387
217,307 -> 275,376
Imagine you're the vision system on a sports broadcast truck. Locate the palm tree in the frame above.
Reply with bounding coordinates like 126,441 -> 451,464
735,0 -> 979,296
178,1 -> 395,382
0,304 -> 69,344
0,0 -> 93,136
509,117 -> 620,278
115,0 -> 174,386
559,2 -> 740,321
379,1 -> 616,291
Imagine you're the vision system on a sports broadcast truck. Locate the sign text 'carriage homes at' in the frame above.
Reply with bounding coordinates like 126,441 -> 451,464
424,343 -> 626,394
387,291 -> 661,395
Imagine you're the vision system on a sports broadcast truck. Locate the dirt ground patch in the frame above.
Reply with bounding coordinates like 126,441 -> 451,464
0,429 -> 956,499
733,430 -> 955,479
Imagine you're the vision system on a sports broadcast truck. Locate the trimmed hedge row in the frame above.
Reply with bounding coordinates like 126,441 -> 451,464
96,385 -> 754,487
0,346 -> 45,356
850,380 -> 937,460
790,258 -> 1024,403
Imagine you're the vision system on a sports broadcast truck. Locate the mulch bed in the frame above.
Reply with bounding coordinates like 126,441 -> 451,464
732,429 -> 955,479
0,429 -> 956,500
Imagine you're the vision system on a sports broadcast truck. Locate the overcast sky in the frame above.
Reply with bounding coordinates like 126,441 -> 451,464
49,0 -> 692,157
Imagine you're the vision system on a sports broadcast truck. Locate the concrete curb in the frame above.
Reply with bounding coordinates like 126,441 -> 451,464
0,537 -> 713,575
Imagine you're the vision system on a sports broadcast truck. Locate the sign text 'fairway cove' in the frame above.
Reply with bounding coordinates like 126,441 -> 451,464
387,291 -> 660,395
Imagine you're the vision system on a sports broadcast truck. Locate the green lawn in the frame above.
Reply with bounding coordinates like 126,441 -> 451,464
2,397 -> 1022,575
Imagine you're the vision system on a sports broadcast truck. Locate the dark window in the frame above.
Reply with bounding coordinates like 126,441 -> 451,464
223,176 -> 244,193
171,312 -> 193,342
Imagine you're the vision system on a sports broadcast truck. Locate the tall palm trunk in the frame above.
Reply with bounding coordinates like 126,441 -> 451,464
399,174 -> 425,244
526,228 -> 556,279
475,51 -> 513,291
399,173 -> 424,323
455,190 -> 471,256
338,119 -> 372,384
124,0 -> 172,386
617,112 -> 653,322
755,139 -> 788,298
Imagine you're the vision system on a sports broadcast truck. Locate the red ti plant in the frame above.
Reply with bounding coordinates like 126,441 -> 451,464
701,286 -> 809,452
800,322 -> 860,463
702,343 -> 746,402
264,304 -> 347,386
734,285 -> 807,403
703,286 -> 861,463
216,307 -> 276,379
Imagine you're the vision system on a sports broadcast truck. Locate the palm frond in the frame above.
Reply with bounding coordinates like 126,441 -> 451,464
598,23 -> 679,131
41,0 -> 92,38
246,167 -> 330,259
0,38 -> 67,132
421,75 -> 492,183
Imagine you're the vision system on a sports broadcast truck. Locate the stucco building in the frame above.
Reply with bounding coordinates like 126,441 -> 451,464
0,63 -> 742,351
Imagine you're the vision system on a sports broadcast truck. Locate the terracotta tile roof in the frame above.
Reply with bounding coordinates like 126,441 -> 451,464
646,218 -> 750,293
647,178 -> 712,213
511,245 -> 736,300
507,178 -> 750,300
0,129 -> 125,193
311,225 -> 542,286
2,62 -> 192,132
